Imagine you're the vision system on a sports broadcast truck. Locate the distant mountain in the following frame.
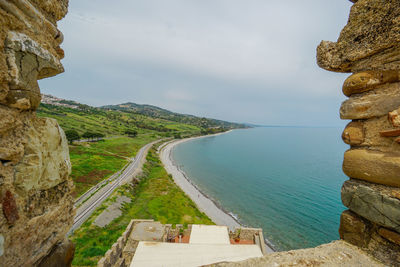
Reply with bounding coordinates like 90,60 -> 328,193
101,102 -> 246,130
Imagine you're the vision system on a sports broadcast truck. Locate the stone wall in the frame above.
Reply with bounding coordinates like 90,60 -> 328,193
229,227 -> 268,255
317,0 -> 400,265
0,1 -> 74,266
97,219 -> 146,267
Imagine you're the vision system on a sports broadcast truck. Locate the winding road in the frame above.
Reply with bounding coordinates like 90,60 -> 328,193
70,141 -> 156,234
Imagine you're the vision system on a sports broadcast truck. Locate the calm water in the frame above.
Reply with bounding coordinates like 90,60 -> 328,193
172,127 -> 348,251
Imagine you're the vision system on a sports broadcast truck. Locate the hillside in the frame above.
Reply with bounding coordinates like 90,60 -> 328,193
37,95 -> 247,196
102,102 -> 246,130
38,95 -> 246,138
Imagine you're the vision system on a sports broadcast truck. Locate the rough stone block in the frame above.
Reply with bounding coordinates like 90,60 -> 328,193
97,256 -> 111,267
29,0 -> 69,21
342,179 -> 400,233
368,230 -> 400,266
340,82 -> 400,120
117,258 -> 126,267
343,149 -> 400,187
339,210 -> 371,248
118,237 -> 124,252
122,231 -> 128,244
215,240 -> 385,266
109,246 -> 117,265
342,121 -> 364,145
317,1 -> 400,73
354,115 -> 400,149
337,210 -> 400,266
380,129 -> 400,137
112,242 -> 121,257
37,239 -> 75,267
378,228 -> 400,246
14,117 -> 71,194
4,32 -> 64,110
342,70 -> 400,97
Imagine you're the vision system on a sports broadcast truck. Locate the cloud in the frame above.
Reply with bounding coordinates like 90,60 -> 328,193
40,0 -> 352,126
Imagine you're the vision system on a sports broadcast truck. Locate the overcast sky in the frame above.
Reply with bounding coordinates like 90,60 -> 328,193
39,0 -> 353,126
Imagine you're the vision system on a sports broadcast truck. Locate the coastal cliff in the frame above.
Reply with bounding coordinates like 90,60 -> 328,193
0,1 -> 75,266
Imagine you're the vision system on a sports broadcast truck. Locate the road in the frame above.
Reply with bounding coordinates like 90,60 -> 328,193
70,141 -> 156,234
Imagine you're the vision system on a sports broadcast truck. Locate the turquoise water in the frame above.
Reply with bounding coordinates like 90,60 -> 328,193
172,127 -> 348,251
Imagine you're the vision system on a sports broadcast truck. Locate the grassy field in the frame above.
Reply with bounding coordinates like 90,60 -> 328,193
37,100 -> 238,266
37,102 -> 239,197
71,147 -> 213,266
70,136 -> 158,197
38,103 -> 203,137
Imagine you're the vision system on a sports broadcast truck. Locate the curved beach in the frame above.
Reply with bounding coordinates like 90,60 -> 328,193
159,132 -> 275,253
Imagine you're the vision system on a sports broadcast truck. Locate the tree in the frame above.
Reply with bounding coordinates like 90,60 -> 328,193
125,129 -> 138,138
173,132 -> 181,139
65,130 -> 80,144
82,131 -> 104,141
82,131 -> 94,140
93,132 -> 105,140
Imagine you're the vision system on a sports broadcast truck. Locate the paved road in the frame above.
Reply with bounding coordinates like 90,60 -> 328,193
70,141 -> 156,234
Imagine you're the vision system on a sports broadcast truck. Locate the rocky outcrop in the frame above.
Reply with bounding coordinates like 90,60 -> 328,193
214,240 -> 383,267
317,0 -> 400,265
0,1 -> 74,266
317,1 -> 400,73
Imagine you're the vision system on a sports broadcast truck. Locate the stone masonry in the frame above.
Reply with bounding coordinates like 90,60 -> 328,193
317,0 -> 400,265
0,1 -> 74,266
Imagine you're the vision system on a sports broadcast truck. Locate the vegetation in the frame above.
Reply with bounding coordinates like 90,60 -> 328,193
71,147 -> 213,266
65,129 -> 80,144
38,97 -> 246,140
81,131 -> 105,141
38,97 -> 246,198
38,96 -> 243,266
102,102 -> 246,130
70,136 -> 157,197
124,129 -> 138,137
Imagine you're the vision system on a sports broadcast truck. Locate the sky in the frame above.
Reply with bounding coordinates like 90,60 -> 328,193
39,0 -> 353,126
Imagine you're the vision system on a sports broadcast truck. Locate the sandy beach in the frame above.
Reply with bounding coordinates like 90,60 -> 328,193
159,131 -> 275,253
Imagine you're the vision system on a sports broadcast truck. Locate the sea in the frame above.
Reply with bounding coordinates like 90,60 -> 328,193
171,127 -> 348,251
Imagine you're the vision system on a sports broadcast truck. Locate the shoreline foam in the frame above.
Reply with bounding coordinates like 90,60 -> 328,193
159,130 -> 275,253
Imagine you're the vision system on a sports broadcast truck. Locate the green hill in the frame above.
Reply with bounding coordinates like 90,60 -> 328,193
38,95 -> 246,138
37,95 -> 247,196
102,102 -> 246,130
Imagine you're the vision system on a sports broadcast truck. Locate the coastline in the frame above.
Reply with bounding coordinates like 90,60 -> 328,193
159,130 -> 275,253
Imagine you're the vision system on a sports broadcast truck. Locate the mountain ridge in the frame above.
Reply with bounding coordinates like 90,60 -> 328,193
38,94 -> 246,137
101,101 -> 246,129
